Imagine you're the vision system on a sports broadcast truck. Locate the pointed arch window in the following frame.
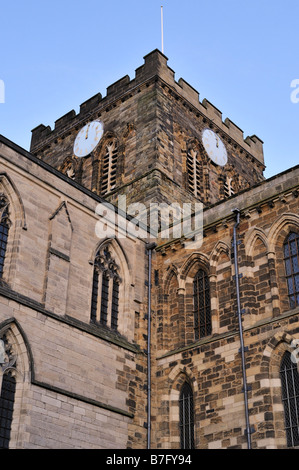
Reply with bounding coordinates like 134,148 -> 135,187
0,372 -> 16,449
179,382 -> 195,449
101,139 -> 118,196
0,333 -> 17,449
283,232 -> 299,309
280,351 -> 299,447
193,269 -> 211,340
0,195 -> 10,279
91,245 -> 121,331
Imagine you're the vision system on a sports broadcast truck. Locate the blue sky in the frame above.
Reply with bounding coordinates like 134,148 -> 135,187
0,0 -> 298,178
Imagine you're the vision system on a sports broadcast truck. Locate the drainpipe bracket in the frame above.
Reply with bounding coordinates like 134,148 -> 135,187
244,426 -> 256,436
233,273 -> 243,280
236,309 -> 246,316
242,384 -> 252,392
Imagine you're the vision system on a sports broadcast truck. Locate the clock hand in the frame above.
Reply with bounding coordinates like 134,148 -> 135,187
85,124 -> 90,140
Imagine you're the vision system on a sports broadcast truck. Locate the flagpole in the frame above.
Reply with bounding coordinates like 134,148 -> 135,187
161,5 -> 164,54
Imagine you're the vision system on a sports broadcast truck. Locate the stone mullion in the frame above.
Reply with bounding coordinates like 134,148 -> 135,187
267,251 -> 280,317
177,288 -> 185,348
91,158 -> 99,193
156,287 -> 165,351
96,270 -> 103,323
185,283 -> 194,345
209,274 -> 218,335
203,166 -> 210,204
107,275 -> 113,328
117,143 -> 125,184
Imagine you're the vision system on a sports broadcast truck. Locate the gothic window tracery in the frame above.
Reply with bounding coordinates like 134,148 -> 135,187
283,232 -> 299,309
193,269 -> 211,340
221,169 -> 250,200
0,333 -> 17,449
280,351 -> 299,447
58,157 -> 77,181
91,245 -> 121,331
0,195 -> 10,279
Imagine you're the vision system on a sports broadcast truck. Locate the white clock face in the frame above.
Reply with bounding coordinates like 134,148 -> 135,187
73,121 -> 104,157
202,129 -> 227,166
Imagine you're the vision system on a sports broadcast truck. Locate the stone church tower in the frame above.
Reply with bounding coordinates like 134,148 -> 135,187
0,50 -> 298,449
30,50 -> 264,209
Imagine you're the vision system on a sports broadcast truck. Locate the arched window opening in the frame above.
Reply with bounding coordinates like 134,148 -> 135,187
193,269 -> 211,340
0,372 -> 16,449
91,245 -> 121,331
283,232 -> 299,309
280,351 -> 299,447
0,333 -> 17,449
179,382 -> 195,449
0,195 -> 10,279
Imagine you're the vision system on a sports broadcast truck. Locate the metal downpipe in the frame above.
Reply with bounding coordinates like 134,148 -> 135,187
232,209 -> 252,449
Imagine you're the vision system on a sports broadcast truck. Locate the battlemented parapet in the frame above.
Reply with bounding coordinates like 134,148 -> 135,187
30,49 -> 264,165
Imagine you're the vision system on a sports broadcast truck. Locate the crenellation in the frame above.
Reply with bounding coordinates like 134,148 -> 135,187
54,110 -> 76,130
176,77 -> 200,108
136,49 -> 174,84
30,124 -> 52,151
30,49 -> 264,168
245,135 -> 264,163
202,98 -> 223,125
79,92 -> 102,115
106,75 -> 131,97
223,117 -> 244,140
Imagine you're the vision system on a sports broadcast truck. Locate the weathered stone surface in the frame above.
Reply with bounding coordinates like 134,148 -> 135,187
0,50 -> 298,450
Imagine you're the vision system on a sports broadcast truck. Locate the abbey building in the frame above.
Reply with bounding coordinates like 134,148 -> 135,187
0,50 -> 298,449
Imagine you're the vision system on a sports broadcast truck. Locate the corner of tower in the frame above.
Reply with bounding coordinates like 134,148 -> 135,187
135,49 -> 176,85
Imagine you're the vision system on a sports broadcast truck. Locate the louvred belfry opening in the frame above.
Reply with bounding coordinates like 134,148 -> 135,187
101,140 -> 118,196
